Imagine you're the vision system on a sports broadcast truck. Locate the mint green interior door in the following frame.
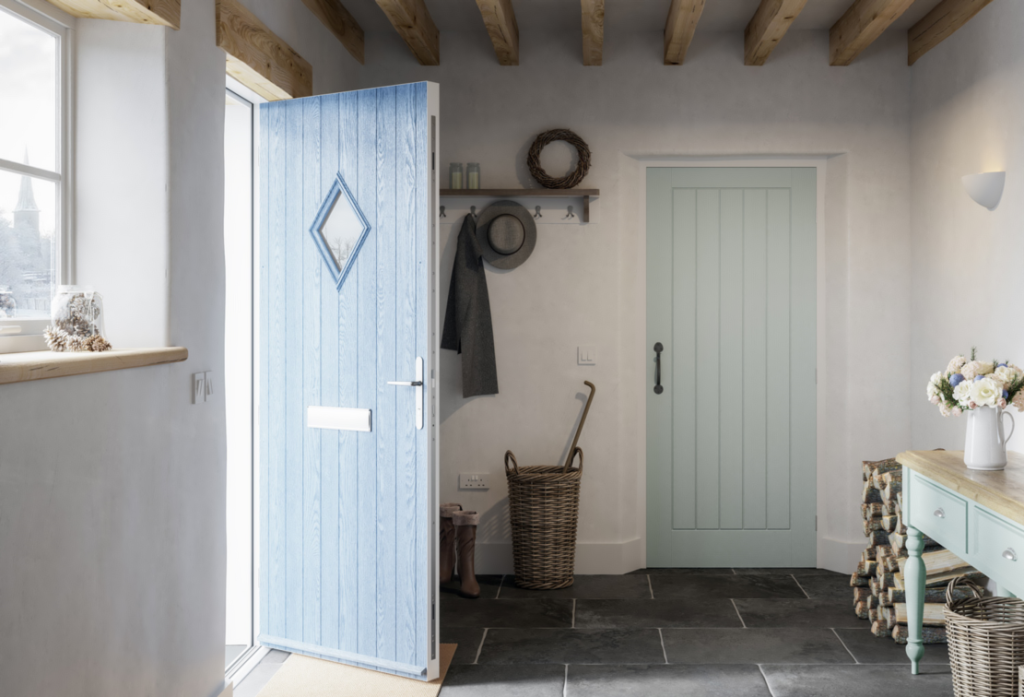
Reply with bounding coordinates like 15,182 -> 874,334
646,167 -> 817,568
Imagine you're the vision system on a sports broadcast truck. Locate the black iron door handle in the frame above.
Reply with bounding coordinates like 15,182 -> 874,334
653,343 -> 664,394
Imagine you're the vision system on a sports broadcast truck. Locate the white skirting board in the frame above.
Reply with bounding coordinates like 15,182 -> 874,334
475,538 -> 644,575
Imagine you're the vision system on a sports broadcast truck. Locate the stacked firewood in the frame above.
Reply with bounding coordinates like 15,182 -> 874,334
850,458 -> 983,644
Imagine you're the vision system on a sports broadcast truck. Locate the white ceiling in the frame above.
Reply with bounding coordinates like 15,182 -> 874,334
343,0 -> 938,35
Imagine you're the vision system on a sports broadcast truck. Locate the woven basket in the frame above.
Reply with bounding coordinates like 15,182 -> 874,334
504,449 -> 583,590
945,577 -> 1024,697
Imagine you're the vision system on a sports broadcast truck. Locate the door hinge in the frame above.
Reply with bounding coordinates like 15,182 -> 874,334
432,152 -> 435,171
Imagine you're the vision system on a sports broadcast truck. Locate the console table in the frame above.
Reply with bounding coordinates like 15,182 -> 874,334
896,450 -> 1024,674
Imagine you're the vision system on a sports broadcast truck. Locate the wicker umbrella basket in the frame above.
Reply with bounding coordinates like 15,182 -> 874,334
504,449 -> 583,590
944,577 -> 1024,697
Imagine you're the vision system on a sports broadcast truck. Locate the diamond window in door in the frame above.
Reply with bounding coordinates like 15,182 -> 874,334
310,174 -> 371,289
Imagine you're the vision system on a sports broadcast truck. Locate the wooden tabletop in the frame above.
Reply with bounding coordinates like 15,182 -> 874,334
897,450 -> 1024,526
0,348 -> 188,385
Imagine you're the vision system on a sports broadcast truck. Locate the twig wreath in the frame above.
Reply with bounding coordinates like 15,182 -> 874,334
527,129 -> 591,189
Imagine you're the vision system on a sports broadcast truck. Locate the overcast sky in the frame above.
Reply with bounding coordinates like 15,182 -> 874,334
0,5 -> 58,236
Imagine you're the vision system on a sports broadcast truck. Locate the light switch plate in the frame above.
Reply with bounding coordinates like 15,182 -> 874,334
459,473 -> 489,490
577,345 -> 597,366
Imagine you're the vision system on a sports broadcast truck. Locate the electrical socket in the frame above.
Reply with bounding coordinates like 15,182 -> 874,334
459,473 -> 489,490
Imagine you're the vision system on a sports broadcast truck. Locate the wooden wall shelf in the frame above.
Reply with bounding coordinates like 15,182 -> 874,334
0,348 -> 188,385
439,189 -> 599,222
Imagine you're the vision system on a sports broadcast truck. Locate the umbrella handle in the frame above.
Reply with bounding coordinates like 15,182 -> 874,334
563,381 -> 597,472
504,450 -> 520,476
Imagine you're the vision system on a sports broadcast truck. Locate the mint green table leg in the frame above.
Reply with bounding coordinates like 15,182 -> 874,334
905,526 -> 926,675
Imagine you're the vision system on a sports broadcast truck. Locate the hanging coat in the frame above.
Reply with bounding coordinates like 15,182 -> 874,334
441,215 -> 499,397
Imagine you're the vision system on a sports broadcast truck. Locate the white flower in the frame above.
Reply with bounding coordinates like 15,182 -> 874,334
940,402 -> 952,417
970,377 -> 1001,407
977,361 -> 995,376
953,381 -> 972,405
962,361 -> 982,380
926,373 -> 942,399
947,355 -> 967,375
1013,390 -> 1024,412
995,365 -> 1020,386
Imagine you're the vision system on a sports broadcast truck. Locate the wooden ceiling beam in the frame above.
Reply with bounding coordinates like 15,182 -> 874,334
375,0 -> 440,66
45,0 -> 179,28
474,0 -> 519,66
216,0 -> 313,101
829,0 -> 917,66
581,0 -> 604,66
744,0 -> 810,65
664,0 -> 706,65
302,0 -> 365,65
908,0 -> 994,65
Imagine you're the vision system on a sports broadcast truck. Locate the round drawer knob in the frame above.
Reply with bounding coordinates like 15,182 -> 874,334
934,508 -> 945,519
1003,548 -> 1018,562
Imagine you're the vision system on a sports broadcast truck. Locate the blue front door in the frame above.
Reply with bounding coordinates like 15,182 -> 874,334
258,82 -> 440,680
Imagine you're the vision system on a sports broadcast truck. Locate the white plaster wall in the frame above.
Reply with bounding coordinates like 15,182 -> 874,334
909,2 -> 1024,451
0,1 -> 359,695
356,28 -> 914,573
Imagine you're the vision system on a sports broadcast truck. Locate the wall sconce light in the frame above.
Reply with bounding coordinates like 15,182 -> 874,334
962,171 -> 1006,210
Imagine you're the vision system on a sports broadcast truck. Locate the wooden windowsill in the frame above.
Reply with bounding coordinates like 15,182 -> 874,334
0,347 -> 189,385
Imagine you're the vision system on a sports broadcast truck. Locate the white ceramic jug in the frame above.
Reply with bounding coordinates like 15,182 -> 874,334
964,406 -> 1015,470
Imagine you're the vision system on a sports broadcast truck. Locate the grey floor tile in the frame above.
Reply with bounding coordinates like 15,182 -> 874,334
478,628 -> 665,664
566,664 -> 772,697
232,662 -> 285,697
662,627 -> 855,664
440,664 -> 566,696
734,598 -> 867,628
792,572 -> 852,603
652,573 -> 805,600
499,574 -> 652,599
441,574 -> 504,599
631,568 -> 737,575
574,599 -> 742,628
833,627 -> 951,665
441,597 -> 573,627
761,664 -> 954,697
740,568 -> 838,576
441,625 -> 487,665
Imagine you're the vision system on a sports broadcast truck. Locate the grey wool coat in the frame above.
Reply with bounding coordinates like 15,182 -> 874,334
441,215 -> 499,397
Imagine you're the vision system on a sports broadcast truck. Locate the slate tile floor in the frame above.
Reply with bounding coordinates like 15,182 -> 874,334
234,569 -> 954,697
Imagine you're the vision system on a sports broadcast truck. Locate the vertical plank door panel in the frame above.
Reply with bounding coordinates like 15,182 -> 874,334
356,88 -> 379,657
337,91 -> 360,654
695,189 -> 721,530
285,99 -> 305,638
374,85 -> 398,662
302,96 -> 323,646
394,83 -> 418,666
319,92 -> 340,652
742,189 -> 768,530
267,101 -> 288,638
671,188 -> 697,531
765,188 -> 792,530
718,189 -> 745,530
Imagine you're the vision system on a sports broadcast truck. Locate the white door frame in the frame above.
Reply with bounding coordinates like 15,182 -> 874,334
632,156 -> 830,570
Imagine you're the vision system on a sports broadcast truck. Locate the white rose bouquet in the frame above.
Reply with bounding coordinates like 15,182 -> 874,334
928,348 -> 1024,416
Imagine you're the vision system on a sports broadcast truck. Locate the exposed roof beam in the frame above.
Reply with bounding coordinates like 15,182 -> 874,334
302,0 -> 365,65
829,0 -> 917,66
664,0 -> 706,65
474,0 -> 519,66
581,0 -> 604,66
744,0 -> 810,65
45,0 -> 179,28
216,0 -> 313,101
908,0 -> 994,65
375,0 -> 440,66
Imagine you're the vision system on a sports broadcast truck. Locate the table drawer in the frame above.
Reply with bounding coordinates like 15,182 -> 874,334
908,472 -> 968,556
974,509 -> 1024,585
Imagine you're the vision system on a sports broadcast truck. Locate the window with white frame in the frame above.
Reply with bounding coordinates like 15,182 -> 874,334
0,0 -> 70,352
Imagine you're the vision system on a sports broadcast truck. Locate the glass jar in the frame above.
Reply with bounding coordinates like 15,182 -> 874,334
51,285 -> 104,338
467,163 -> 481,190
449,163 -> 464,190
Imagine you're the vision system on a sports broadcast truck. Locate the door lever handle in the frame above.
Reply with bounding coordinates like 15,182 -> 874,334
653,342 -> 664,395
386,357 -> 424,429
